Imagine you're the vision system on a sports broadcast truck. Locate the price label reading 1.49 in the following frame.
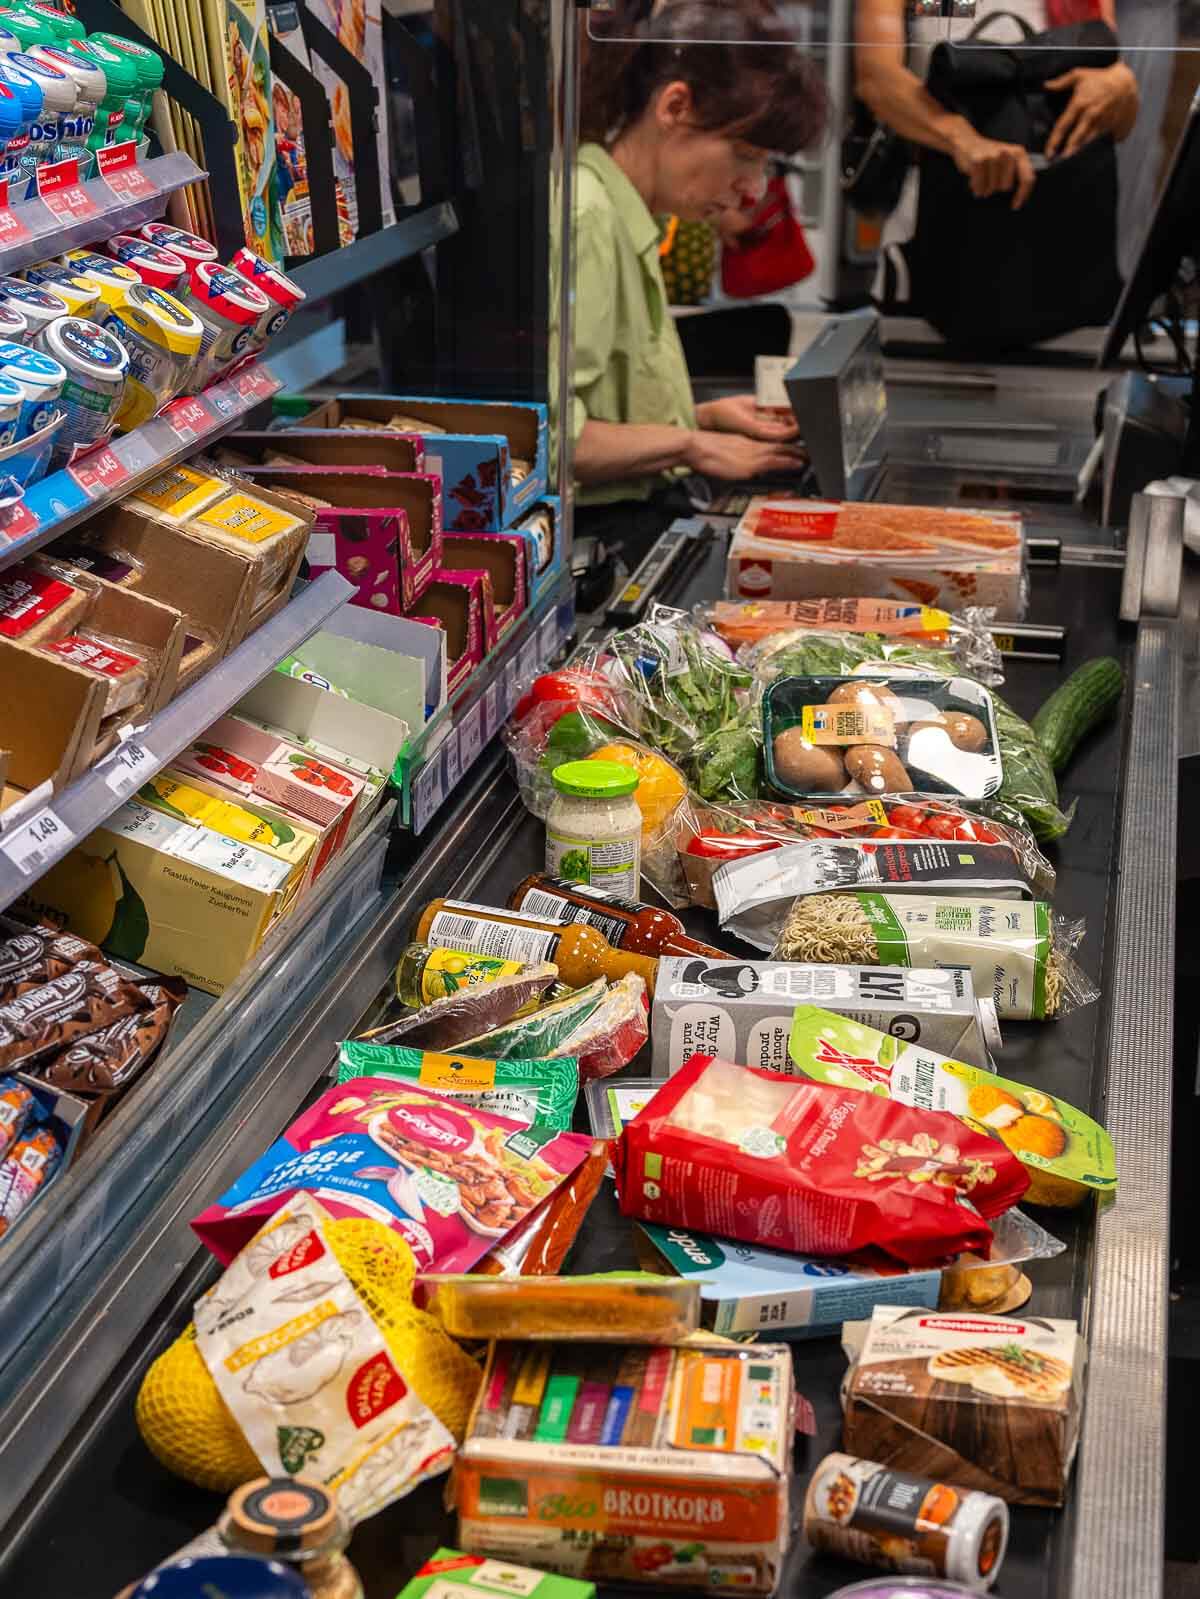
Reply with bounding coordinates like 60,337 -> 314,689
103,741 -> 154,798
0,808 -> 76,877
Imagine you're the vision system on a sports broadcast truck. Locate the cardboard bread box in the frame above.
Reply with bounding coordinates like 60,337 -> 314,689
217,428 -> 425,475
298,393 -> 548,529
442,531 -> 529,640
412,577 -> 488,696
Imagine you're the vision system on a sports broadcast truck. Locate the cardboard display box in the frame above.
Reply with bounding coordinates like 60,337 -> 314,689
21,800 -> 296,996
441,531 -> 528,641
429,566 -> 497,655
298,394 -> 548,530
241,464 -> 442,613
218,428 -> 425,475
0,577 -> 185,798
513,497 -> 563,606
411,578 -> 486,696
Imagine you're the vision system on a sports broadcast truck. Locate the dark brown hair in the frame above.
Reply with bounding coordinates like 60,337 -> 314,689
579,0 -> 828,154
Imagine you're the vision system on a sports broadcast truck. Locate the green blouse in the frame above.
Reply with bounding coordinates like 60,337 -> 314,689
569,143 -> 697,506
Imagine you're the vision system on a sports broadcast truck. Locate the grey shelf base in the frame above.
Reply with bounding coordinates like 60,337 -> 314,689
0,570 -> 356,914
288,201 -> 459,301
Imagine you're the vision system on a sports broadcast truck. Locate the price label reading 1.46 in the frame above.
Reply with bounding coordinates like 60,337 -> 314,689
0,808 -> 76,876
103,741 -> 154,798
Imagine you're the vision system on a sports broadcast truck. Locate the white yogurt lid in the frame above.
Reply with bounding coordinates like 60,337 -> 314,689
0,339 -> 66,386
0,275 -> 67,315
0,373 -> 24,406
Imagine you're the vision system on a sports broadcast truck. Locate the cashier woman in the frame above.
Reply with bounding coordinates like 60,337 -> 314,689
569,0 -> 826,560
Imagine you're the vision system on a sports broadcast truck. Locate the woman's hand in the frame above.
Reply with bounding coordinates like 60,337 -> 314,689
684,428 -> 805,480
696,394 -> 801,442
949,123 -> 1037,209
1045,63 -> 1140,159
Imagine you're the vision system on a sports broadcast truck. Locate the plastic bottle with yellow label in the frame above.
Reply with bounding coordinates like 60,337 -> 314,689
394,941 -> 526,1009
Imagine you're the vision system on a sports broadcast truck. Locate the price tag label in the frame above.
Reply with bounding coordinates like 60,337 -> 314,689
95,140 -> 156,202
460,701 -> 483,770
162,394 -> 214,442
503,657 -> 519,717
0,808 -> 75,876
0,498 -> 38,546
539,610 -> 558,665
413,754 -> 446,833
102,741 -> 154,798
445,728 -> 462,789
68,445 -> 129,499
519,637 -> 539,684
231,363 -> 278,404
36,157 -> 101,224
483,680 -> 499,740
0,175 -> 31,250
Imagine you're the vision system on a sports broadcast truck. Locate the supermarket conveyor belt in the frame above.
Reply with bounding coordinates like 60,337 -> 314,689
2,532 -> 1175,1599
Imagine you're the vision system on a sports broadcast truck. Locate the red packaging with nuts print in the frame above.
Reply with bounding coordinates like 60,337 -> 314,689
191,1075 -> 595,1272
613,1056 -> 1028,1268
174,714 -> 367,868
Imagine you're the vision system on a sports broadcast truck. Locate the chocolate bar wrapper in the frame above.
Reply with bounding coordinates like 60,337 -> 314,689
0,927 -> 104,1004
0,963 -> 154,1072
37,977 -> 187,1093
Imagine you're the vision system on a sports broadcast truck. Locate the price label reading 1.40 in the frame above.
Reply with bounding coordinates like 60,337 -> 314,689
0,809 -> 76,876
103,741 -> 154,798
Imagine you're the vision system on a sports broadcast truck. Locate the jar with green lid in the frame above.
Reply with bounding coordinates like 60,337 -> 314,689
217,1476 -> 362,1599
546,758 -> 641,899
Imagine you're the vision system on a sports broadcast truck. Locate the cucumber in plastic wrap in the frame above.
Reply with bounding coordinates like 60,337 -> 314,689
745,632 -> 1072,842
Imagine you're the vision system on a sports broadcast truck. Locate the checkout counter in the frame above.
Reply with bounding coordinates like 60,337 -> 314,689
2,84 -> 1198,1599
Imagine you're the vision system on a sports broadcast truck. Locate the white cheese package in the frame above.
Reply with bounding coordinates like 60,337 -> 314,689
650,958 -> 999,1078
712,840 -> 1035,953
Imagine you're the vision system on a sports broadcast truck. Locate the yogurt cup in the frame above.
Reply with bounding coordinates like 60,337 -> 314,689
105,233 -> 188,292
21,261 -> 100,318
103,282 -> 202,429
137,221 -> 218,272
0,274 -> 67,336
177,261 -> 270,388
33,316 -> 129,462
0,338 -> 64,437
229,248 -> 305,350
0,371 -> 24,444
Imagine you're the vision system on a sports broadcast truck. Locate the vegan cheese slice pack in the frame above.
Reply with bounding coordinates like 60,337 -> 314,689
787,1004 -> 1116,1207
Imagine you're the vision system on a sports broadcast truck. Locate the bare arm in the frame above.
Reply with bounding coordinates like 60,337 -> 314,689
575,419 -> 692,486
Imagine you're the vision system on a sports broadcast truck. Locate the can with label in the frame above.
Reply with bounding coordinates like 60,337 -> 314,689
102,283 -> 202,429
0,274 -> 66,336
228,248 -> 305,350
136,221 -> 218,273
33,316 -> 128,461
0,371 -> 24,445
0,339 -> 64,437
803,1454 -> 1008,1592
21,262 -> 99,318
105,233 -> 187,292
177,261 -> 270,388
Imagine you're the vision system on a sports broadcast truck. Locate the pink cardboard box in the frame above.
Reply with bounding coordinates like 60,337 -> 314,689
429,565 -> 497,654
217,429 -> 426,475
441,530 -> 528,640
174,714 -> 368,861
240,465 -> 443,612
411,575 -> 488,696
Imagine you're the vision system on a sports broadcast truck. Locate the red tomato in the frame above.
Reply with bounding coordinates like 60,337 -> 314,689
887,804 -> 927,830
688,832 -> 780,860
873,826 -> 912,839
924,814 -> 960,839
512,669 -> 617,726
953,821 -> 1000,844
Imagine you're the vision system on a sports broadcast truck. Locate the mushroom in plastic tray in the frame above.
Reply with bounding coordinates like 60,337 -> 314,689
763,674 -> 1002,801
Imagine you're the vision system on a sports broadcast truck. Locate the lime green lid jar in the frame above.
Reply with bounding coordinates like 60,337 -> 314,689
546,759 -> 642,898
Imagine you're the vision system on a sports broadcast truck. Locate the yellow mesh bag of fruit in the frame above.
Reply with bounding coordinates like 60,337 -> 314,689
136,1213 -> 481,1496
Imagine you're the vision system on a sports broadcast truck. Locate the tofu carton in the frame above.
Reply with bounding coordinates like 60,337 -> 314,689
637,1222 -> 942,1339
20,800 -> 295,996
300,393 -> 548,528
651,958 -> 994,1078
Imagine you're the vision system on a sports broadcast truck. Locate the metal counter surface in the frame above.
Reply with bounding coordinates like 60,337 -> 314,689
0,550 -> 1152,1599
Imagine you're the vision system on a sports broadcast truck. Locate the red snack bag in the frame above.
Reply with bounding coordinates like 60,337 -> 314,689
613,1055 -> 1028,1268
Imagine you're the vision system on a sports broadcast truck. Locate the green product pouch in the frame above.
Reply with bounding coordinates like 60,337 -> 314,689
336,1040 -> 579,1131
451,978 -> 608,1060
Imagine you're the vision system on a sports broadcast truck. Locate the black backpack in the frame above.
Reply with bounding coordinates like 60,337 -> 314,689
903,12 -> 1123,352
